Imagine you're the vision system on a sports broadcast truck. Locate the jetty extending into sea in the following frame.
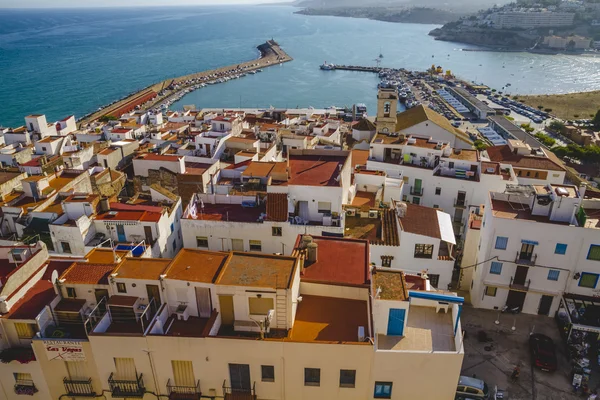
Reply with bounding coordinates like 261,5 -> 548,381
78,40 -> 292,126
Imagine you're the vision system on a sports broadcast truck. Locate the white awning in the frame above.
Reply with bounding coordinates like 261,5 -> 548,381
436,210 -> 456,244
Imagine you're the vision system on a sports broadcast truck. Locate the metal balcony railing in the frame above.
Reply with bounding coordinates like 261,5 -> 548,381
410,186 -> 424,196
223,380 -> 256,400
63,377 -> 96,397
509,276 -> 531,291
454,198 -> 467,208
167,379 -> 201,400
14,379 -> 38,396
108,373 -> 145,398
515,252 -> 537,265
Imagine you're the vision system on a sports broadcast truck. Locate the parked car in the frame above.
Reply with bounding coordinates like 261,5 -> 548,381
456,375 -> 490,399
529,333 -> 557,372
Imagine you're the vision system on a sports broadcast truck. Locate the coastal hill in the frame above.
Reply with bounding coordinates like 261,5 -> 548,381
293,0 -> 512,13
296,7 -> 465,25
429,0 -> 600,49
293,0 -> 514,25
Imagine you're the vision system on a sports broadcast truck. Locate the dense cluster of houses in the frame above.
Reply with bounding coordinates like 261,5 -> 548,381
0,88 -> 596,400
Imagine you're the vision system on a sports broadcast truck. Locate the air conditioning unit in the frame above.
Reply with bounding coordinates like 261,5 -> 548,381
368,210 -> 378,219
346,209 -> 356,217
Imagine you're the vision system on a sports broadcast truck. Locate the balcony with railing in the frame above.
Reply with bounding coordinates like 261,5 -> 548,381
223,380 -> 256,400
509,276 -> 531,291
108,373 -> 145,398
167,379 -> 201,400
515,251 -> 537,266
409,185 -> 424,196
454,197 -> 467,208
91,297 -> 159,336
434,163 -> 479,182
14,379 -> 38,396
63,377 -> 96,397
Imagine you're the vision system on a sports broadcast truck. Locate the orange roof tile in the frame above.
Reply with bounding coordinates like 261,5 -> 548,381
398,203 -> 441,239
487,145 -> 565,171
288,154 -> 347,187
60,263 -> 117,285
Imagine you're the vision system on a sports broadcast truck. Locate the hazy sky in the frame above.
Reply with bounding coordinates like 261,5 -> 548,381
0,0 -> 287,8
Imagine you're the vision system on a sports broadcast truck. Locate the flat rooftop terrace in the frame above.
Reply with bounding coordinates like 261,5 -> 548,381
377,306 -> 455,352
289,295 -> 369,344
186,202 -> 266,223
491,198 -> 569,225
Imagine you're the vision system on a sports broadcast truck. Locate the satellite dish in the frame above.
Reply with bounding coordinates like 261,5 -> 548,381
51,269 -> 59,284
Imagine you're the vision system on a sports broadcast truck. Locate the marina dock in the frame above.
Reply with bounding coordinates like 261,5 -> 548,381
79,40 -> 292,125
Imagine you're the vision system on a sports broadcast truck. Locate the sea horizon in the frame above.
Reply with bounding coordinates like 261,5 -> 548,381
1,5 -> 600,126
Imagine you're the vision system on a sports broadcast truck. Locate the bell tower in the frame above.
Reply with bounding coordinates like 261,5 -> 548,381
376,88 -> 398,135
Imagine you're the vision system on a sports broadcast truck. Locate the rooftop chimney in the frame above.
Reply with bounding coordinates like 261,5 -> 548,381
301,235 -> 313,249
580,183 -> 587,199
307,242 -> 318,263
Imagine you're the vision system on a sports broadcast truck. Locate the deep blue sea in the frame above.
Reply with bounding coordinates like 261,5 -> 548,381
1,5 -> 600,127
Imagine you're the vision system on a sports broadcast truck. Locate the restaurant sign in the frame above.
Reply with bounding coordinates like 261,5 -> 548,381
44,340 -> 85,361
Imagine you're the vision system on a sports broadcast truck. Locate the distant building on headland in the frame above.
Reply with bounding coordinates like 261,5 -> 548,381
543,35 -> 591,50
489,10 -> 575,29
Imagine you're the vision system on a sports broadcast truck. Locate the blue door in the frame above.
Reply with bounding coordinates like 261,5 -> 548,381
387,308 -> 406,336
116,225 -> 126,242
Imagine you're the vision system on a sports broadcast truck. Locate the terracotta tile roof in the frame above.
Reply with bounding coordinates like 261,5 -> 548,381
4,260 -> 73,320
113,257 -> 171,281
398,203 -> 441,239
266,193 -> 288,222
394,105 -> 472,143
60,263 -> 117,285
216,252 -> 297,289
288,154 -> 347,187
353,118 -> 376,131
164,249 -> 229,283
379,209 -> 400,246
486,145 -> 565,171
295,236 -> 370,286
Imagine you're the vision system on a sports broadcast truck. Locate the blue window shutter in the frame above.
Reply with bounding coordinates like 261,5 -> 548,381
490,262 -> 503,275
547,270 -> 560,281
555,243 -> 567,255
495,236 -> 508,250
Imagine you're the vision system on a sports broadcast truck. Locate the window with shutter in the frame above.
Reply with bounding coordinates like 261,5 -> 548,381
172,360 -> 195,387
588,245 -> 600,261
